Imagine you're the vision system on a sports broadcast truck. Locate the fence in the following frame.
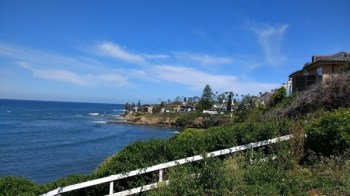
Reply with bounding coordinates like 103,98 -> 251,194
42,134 -> 293,196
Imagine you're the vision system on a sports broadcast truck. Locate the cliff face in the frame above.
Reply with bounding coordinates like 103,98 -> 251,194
123,113 -> 179,126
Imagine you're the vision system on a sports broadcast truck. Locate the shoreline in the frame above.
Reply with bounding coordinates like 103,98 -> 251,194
109,112 -> 182,127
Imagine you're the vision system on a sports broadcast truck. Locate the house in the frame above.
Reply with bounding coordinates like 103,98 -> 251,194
203,110 -> 218,115
288,52 -> 350,94
160,108 -> 173,113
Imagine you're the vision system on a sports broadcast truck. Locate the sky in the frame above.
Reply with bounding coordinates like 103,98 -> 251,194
0,0 -> 349,104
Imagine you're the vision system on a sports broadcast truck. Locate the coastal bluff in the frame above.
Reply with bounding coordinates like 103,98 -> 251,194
122,112 -> 179,126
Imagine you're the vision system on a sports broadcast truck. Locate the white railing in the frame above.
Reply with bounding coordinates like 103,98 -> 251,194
42,134 -> 293,196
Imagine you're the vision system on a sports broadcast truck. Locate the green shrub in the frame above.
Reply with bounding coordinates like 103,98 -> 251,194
92,120 -> 293,192
148,157 -> 232,196
175,111 -> 201,127
0,176 -> 41,196
149,151 -> 314,195
305,108 -> 350,156
269,87 -> 287,107
42,174 -> 93,196
94,138 -> 169,178
305,153 -> 350,195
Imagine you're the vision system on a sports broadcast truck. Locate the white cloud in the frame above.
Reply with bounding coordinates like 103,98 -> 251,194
230,81 -> 279,95
30,67 -> 129,87
0,44 -> 132,88
92,73 -> 129,87
1,43 -> 280,97
33,69 -> 88,86
175,53 -> 233,65
1,44 -> 106,72
152,65 -> 278,94
153,65 -> 235,90
17,61 -> 32,69
143,54 -> 169,60
95,42 -> 170,64
250,23 -> 289,66
96,42 -> 146,64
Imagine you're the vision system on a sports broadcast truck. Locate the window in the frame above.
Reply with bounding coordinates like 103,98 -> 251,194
317,66 -> 323,81
317,66 -> 323,75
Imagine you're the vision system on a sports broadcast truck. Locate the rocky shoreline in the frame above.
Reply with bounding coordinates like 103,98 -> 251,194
110,112 -> 227,128
108,113 -> 180,127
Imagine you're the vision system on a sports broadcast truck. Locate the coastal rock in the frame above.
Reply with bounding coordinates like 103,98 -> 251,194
122,113 -> 178,126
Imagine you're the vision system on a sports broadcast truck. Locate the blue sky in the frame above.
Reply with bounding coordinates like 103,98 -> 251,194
0,0 -> 349,104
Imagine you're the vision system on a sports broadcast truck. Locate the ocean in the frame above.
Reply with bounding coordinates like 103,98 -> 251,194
0,99 -> 178,183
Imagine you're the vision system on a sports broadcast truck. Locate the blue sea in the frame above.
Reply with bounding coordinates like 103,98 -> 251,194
0,99 -> 178,183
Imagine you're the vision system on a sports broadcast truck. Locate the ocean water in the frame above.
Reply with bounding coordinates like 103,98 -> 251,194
0,99 -> 178,183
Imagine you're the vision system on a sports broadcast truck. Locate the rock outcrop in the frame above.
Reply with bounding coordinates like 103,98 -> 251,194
122,113 -> 179,126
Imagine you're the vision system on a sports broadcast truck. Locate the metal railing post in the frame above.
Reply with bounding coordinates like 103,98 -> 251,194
109,181 -> 114,195
159,169 -> 163,182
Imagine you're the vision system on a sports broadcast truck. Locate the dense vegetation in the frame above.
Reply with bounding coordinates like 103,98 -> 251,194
1,72 -> 350,195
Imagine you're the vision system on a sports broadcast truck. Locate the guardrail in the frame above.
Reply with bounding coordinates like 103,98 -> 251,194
42,134 -> 293,196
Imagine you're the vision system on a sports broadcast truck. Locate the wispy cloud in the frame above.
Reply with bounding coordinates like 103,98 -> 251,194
143,54 -> 169,60
33,69 -> 88,86
175,53 -> 233,65
93,73 -> 129,87
153,65 -> 236,90
0,44 -> 106,72
94,42 -> 171,65
1,43 -> 280,96
152,65 -> 278,94
16,61 -> 130,87
95,42 -> 146,64
250,22 -> 289,66
0,43 -> 132,87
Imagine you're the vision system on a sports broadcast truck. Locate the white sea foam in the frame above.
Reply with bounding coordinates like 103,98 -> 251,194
113,109 -> 126,112
93,121 -> 107,124
89,113 -> 99,116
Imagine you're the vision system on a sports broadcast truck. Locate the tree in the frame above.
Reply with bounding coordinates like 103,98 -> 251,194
124,102 -> 131,111
269,87 -> 286,107
174,96 -> 182,104
137,100 -> 141,108
217,93 -> 226,104
197,84 -> 214,110
227,92 -> 233,111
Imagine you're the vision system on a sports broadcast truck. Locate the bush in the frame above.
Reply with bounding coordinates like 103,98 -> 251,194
149,151 -> 308,195
175,111 -> 201,127
148,157 -> 238,196
305,108 -> 350,156
150,150 -> 350,195
92,120 -> 293,191
269,87 -> 287,107
42,174 -> 93,196
0,176 -> 41,196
